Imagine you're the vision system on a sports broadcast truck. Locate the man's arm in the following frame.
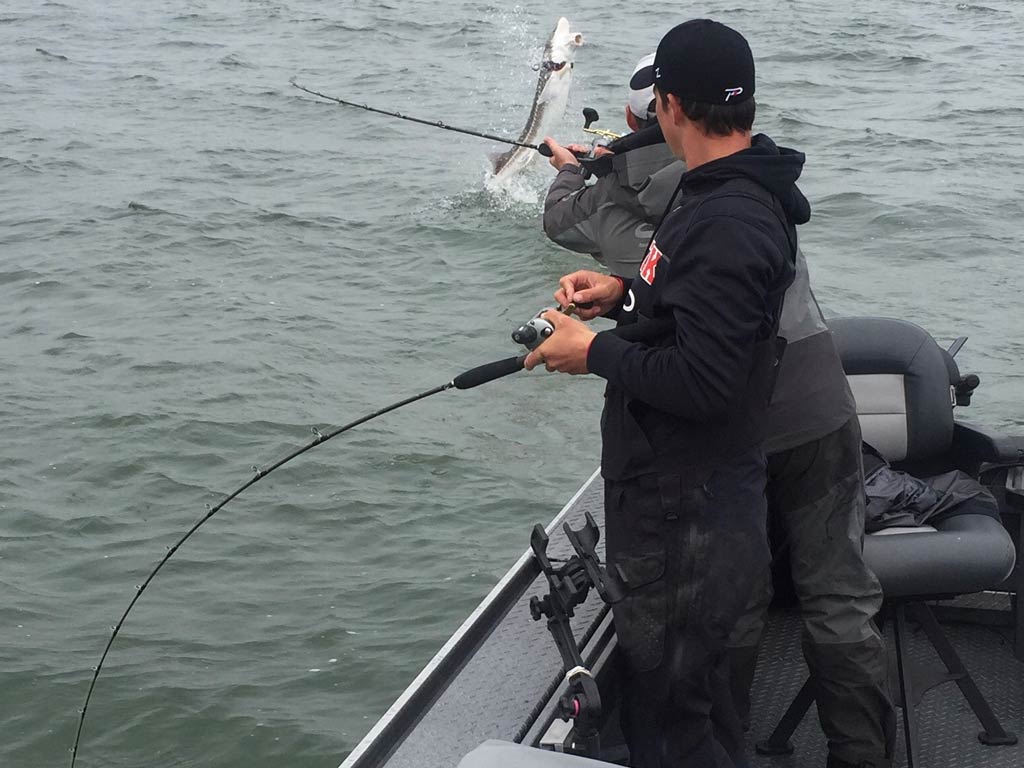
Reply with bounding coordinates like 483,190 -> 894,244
542,165 -> 608,256
541,138 -> 617,258
587,216 -> 784,422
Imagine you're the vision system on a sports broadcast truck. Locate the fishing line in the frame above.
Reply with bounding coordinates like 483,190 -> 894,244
68,353 -> 525,768
291,81 -> 555,157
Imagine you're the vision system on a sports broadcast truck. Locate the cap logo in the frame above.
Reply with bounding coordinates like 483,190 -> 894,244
654,66 -> 661,80
724,86 -> 744,102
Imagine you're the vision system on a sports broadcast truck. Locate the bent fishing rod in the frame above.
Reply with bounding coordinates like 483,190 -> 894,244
68,302 -> 671,766
291,80 -> 557,157
68,351 -> 527,768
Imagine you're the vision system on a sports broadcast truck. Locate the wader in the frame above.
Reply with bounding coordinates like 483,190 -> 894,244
606,451 -> 770,768
591,139 -> 801,767
728,417 -> 896,767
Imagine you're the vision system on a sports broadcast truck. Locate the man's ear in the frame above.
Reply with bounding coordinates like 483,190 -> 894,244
624,106 -> 639,133
665,92 -> 685,127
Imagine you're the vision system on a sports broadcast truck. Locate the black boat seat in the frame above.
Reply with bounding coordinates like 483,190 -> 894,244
830,316 -> 1016,601
458,740 -> 616,767
757,317 -> 1017,767
864,514 -> 1015,600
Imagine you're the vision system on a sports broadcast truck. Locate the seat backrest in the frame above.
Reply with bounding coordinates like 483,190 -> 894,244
830,317 -> 956,463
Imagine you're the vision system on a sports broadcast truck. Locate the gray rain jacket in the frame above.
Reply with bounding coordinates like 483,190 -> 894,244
545,140 -> 854,453
543,143 -> 681,277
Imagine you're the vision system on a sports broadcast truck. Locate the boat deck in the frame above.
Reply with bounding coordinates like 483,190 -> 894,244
750,593 -> 1023,768
342,473 -> 1024,768
341,472 -> 609,768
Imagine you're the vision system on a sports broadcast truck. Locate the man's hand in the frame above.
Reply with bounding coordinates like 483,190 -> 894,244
523,311 -> 596,374
555,270 -> 625,320
543,137 -> 580,171
568,143 -> 613,158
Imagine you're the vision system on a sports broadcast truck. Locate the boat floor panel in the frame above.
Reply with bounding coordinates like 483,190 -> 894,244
366,473 -> 1024,767
748,606 -> 1024,767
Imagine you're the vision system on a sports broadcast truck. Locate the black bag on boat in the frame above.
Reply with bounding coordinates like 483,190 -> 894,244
862,442 -> 1000,532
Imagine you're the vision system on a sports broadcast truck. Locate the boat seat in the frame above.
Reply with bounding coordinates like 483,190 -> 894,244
756,317 -> 1017,768
864,513 -> 1013,599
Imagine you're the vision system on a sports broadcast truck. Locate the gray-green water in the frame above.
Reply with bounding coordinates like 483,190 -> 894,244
2,1 -> 1022,766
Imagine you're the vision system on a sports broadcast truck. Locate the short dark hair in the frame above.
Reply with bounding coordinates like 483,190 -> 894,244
658,90 -> 755,137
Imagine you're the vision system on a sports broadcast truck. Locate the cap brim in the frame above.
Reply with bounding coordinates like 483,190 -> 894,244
629,64 -> 655,91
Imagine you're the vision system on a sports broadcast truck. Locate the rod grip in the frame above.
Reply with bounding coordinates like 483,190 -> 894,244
538,144 -> 590,160
452,355 -> 526,390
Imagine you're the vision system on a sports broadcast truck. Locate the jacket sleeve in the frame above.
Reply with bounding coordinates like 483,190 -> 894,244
542,168 -> 606,255
587,215 -> 783,421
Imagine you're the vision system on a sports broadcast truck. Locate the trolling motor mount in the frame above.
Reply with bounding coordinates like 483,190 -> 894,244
529,512 -> 625,757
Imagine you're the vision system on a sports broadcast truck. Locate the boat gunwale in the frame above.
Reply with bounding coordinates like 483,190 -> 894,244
338,467 -> 603,768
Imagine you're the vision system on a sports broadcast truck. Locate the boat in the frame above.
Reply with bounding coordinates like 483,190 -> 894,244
338,316 -> 1024,768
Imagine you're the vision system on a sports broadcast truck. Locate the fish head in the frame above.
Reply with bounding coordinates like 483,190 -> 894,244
553,16 -> 584,47
543,17 -> 583,78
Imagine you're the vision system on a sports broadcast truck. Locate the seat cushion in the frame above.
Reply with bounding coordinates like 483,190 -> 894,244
864,514 -> 1015,599
870,525 -> 938,535
831,317 -> 956,462
847,373 -> 909,461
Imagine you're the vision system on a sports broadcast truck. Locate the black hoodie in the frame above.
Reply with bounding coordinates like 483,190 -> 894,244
587,133 -> 803,481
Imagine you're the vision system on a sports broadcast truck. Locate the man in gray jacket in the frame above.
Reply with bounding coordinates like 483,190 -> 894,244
542,54 -> 683,277
542,57 -> 895,768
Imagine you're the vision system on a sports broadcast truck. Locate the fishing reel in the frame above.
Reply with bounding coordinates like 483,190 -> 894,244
512,312 -> 555,351
581,107 -> 620,142
539,108 -> 620,165
512,299 -> 601,351
569,108 -> 619,161
571,108 -> 621,178
511,302 -> 597,351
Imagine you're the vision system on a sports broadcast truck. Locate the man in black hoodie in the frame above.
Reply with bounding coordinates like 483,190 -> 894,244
537,31 -> 894,768
524,20 -> 798,768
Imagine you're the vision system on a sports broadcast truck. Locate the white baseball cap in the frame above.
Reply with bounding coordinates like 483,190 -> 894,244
628,53 -> 657,121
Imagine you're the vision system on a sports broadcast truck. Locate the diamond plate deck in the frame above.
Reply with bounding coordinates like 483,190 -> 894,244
345,471 -> 1024,768
748,611 -> 1024,768
342,473 -> 609,768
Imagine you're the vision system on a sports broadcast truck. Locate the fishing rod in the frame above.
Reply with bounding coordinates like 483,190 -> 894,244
576,120 -> 666,178
68,351 -> 528,768
291,81 -> 556,157
69,299 -> 669,766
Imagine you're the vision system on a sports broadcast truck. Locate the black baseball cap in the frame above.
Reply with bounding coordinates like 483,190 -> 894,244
633,19 -> 755,106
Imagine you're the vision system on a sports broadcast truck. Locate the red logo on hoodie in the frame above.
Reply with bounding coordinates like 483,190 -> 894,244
639,241 -> 663,285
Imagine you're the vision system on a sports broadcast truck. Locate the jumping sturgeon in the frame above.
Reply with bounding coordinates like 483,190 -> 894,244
490,17 -> 583,181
